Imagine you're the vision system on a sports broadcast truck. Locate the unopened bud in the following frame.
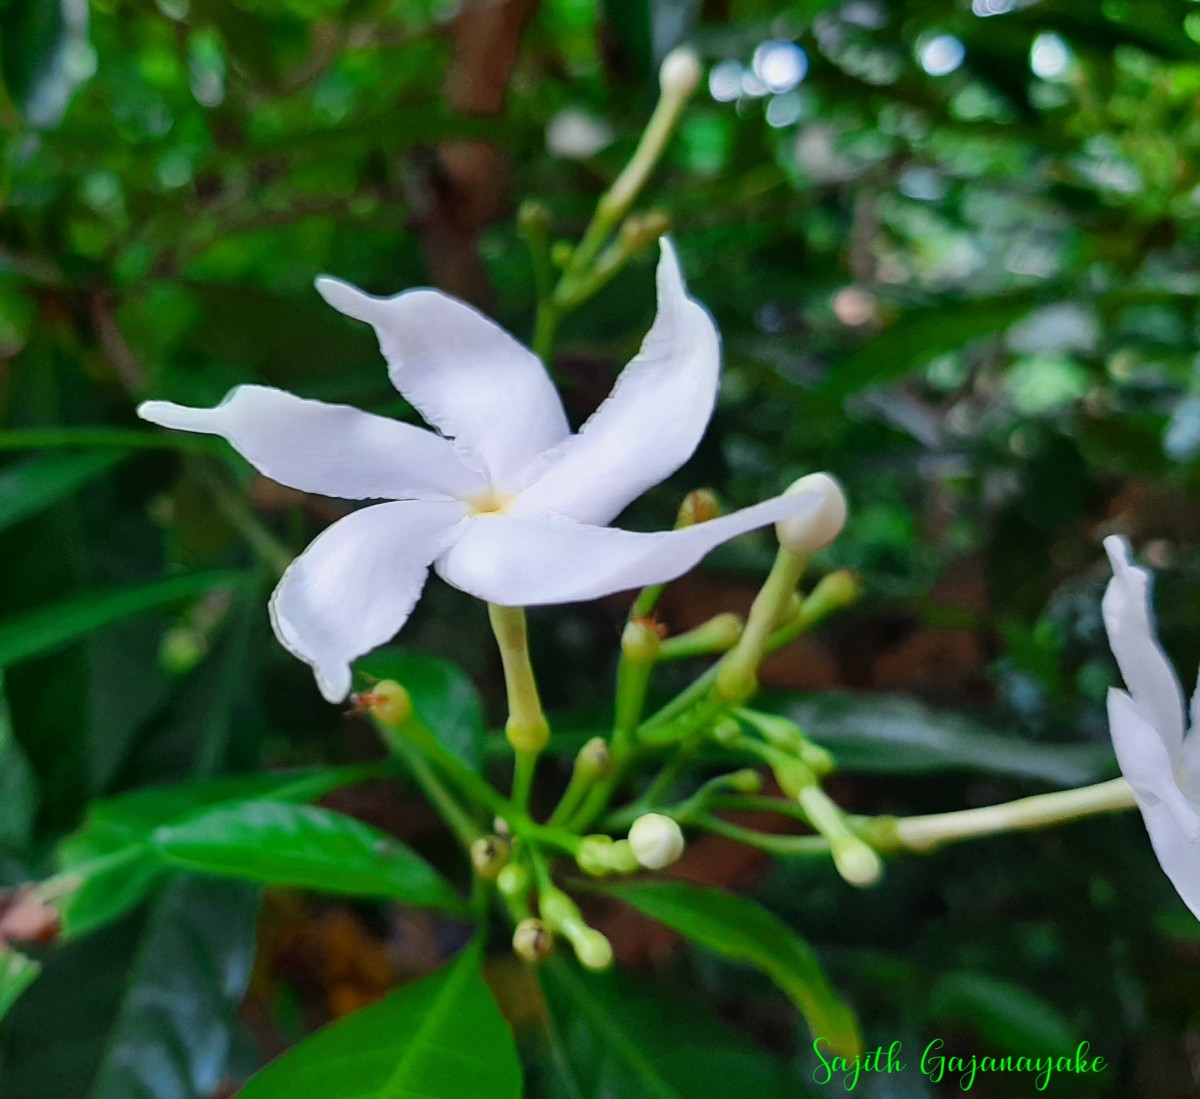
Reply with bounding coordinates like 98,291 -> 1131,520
660,612 -> 743,659
711,717 -> 741,746
803,570 -> 863,620
357,680 -> 412,727
574,736 -> 613,782
799,741 -> 836,777
728,768 -> 763,794
497,862 -> 530,899
620,210 -> 671,254
659,45 -> 702,99
775,474 -> 847,557
574,927 -> 615,970
512,918 -> 555,963
538,887 -> 579,929
621,618 -> 663,664
628,813 -> 685,870
551,240 -> 573,268
577,835 -> 614,877
677,488 -> 719,528
470,836 -> 510,880
832,837 -> 883,887
518,200 -> 550,235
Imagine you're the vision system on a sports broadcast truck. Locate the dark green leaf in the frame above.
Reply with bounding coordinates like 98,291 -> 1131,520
356,647 -> 486,771
927,971 -> 1077,1058
0,674 -> 36,850
85,877 -> 260,1099
599,881 -> 860,1058
779,693 -> 1113,785
0,571 -> 248,669
541,960 -> 793,1099
56,846 -> 165,939
153,800 -> 463,911
820,292 -> 1043,398
0,948 -> 40,1024
0,451 -> 122,533
239,944 -> 522,1099
0,0 -> 91,126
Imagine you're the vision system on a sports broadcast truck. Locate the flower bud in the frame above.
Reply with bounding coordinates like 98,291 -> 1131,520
550,240 -> 573,268
517,200 -> 550,235
576,835 -> 615,877
803,570 -> 863,620
774,473 -> 847,557
512,918 -> 555,963
659,45 -> 702,99
622,618 -> 663,664
831,837 -> 883,887
506,715 -> 550,754
470,835 -> 510,880
677,488 -> 719,528
574,737 -> 613,782
728,768 -> 763,794
496,861 -> 531,899
619,210 -> 671,254
357,680 -> 412,727
628,813 -> 685,870
799,741 -> 836,777
573,927 -> 615,971
659,612 -> 742,660
711,716 -> 741,746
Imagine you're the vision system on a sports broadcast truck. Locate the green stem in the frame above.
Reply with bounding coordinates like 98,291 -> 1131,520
389,738 -> 480,850
682,811 -> 830,856
488,604 -> 550,813
878,777 -> 1137,853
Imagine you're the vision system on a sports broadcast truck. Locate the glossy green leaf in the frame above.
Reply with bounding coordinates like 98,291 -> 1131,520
541,960 -> 792,1099
0,948 -> 40,1024
778,693 -> 1113,785
356,647 -> 486,771
927,971 -> 1077,1058
0,571 -> 247,669
57,767 -> 378,935
86,877 -> 260,1099
239,944 -> 522,1099
153,800 -> 463,911
0,451 -> 122,533
600,881 -> 860,1058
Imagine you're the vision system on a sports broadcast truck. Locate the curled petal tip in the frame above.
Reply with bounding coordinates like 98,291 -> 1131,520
315,275 -> 384,324
136,399 -> 217,433
1103,534 -> 1132,573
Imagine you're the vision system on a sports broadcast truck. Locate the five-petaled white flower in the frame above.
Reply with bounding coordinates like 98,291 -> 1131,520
139,241 -> 821,702
1102,535 -> 1200,919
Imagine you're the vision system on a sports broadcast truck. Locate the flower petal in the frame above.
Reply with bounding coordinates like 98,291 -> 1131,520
1109,690 -> 1200,919
510,239 -> 720,525
1102,535 -> 1185,753
437,490 -> 819,606
269,500 -> 466,701
314,277 -> 569,492
139,386 -> 485,502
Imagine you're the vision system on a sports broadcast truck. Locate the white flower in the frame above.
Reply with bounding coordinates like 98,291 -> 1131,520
1102,535 -> 1200,919
138,241 -> 820,702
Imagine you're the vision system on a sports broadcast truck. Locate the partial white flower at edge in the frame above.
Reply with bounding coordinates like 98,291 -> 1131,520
1102,535 -> 1200,920
139,240 -> 821,703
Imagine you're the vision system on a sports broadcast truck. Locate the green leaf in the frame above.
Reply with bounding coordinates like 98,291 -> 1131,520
0,571 -> 247,669
541,960 -> 793,1099
0,0 -> 91,126
0,948 -> 40,1023
819,292 -> 1043,398
777,692 -> 1113,785
0,451 -> 122,533
153,800 -> 463,911
0,673 -> 36,850
599,881 -> 860,1058
57,767 -> 377,936
239,944 -> 522,1099
356,647 -> 486,771
927,971 -> 1077,1058
86,877 -> 260,1099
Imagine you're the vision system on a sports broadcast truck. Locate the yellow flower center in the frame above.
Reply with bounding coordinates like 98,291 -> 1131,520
467,488 -> 514,517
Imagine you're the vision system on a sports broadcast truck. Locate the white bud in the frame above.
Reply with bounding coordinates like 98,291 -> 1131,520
628,813 -> 685,870
659,46 -> 702,99
774,473 -> 847,556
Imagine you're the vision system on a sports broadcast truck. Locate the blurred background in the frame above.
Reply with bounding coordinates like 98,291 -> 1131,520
2,0 -> 1200,1095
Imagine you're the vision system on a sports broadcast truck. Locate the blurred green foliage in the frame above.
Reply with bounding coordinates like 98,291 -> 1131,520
3,0 -> 1200,1095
